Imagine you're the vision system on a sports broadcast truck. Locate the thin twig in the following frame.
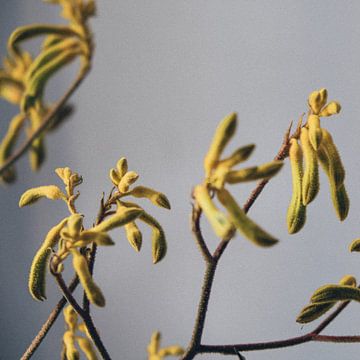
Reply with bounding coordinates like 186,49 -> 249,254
0,67 -> 90,177
191,204 -> 213,263
52,270 -> 112,360
198,300 -> 352,355
20,275 -> 79,360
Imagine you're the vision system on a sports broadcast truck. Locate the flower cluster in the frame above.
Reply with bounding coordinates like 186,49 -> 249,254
0,0 -> 95,182
287,89 -> 349,234
194,113 -> 283,247
147,331 -> 184,360
62,305 -> 98,360
20,158 -> 169,308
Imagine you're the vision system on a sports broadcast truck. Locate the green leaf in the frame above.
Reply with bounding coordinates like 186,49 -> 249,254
311,285 -> 360,303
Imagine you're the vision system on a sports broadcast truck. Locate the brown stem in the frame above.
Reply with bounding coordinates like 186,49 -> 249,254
20,275 -> 79,360
198,301 -> 351,355
52,271 -> 112,360
0,66 -> 90,177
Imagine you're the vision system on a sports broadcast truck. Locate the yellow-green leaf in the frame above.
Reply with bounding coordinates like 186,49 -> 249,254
296,301 -> 335,324
76,336 -> 98,360
217,144 -> 255,168
124,222 -> 142,252
307,114 -> 322,150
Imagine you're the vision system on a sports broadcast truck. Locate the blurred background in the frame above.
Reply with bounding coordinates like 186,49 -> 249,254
1,1 -> 360,359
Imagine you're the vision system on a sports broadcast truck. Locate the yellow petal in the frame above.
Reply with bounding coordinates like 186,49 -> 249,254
307,114 -> 322,150
129,186 -> 171,209
319,101 -> 341,117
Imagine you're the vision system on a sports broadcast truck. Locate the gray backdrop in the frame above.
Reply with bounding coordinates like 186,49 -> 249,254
1,1 -> 360,359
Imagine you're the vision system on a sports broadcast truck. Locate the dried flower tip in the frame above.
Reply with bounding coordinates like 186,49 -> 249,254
72,250 -> 105,307
29,218 -> 68,301
19,185 -> 66,207
308,88 -> 327,114
349,239 -> 360,252
339,275 -> 357,287
307,114 -> 322,150
319,101 -> 341,117
225,160 -> 283,183
193,185 -> 234,241
287,139 -> 306,234
204,112 -> 237,177
91,207 -> 143,232
300,127 -> 319,205
63,331 -> 80,360
124,222 -> 142,252
76,336 -> 98,360
130,186 -> 171,209
217,189 -> 278,247
217,144 -> 256,169
116,157 -> 128,178
109,168 -> 121,186
118,171 -> 139,193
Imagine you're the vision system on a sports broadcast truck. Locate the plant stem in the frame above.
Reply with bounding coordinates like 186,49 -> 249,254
20,275 -> 79,360
0,66 -> 90,177
53,271 -> 112,360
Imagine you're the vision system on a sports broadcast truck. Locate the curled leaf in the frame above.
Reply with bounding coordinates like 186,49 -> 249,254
19,185 -> 66,207
287,139 -> 306,234
28,218 -> 68,301
226,160 -> 283,183
193,184 -> 234,241
300,127 -> 319,205
204,112 -> 237,176
72,249 -> 105,307
130,186 -> 171,209
217,189 -> 278,247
